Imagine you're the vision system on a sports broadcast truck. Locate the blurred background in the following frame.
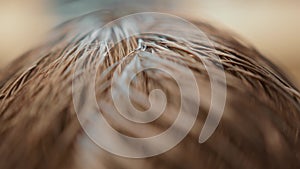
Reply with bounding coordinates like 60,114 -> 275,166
0,0 -> 299,84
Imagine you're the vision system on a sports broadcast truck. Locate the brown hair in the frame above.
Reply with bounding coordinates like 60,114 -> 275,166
0,10 -> 299,169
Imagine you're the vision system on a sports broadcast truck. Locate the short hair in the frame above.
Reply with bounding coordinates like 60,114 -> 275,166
0,10 -> 299,169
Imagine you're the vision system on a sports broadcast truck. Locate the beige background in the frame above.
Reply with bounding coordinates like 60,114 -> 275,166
178,0 -> 300,85
0,0 -> 299,85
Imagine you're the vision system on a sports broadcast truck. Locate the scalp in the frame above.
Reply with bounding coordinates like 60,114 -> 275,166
0,10 -> 299,169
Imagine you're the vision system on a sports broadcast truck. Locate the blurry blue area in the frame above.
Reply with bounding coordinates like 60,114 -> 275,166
53,0 -> 177,22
